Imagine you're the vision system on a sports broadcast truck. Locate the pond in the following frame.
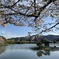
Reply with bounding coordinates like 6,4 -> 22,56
0,43 -> 59,59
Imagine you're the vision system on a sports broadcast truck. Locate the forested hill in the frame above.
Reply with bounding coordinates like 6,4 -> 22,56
8,35 -> 59,41
40,35 -> 59,41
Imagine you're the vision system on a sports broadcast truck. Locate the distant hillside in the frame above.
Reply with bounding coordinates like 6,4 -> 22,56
39,35 -> 59,41
8,35 -> 59,42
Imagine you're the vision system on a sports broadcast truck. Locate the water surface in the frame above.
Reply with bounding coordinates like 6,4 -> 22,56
0,44 -> 59,59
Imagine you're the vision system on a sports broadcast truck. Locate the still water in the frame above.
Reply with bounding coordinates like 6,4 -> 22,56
0,44 -> 59,59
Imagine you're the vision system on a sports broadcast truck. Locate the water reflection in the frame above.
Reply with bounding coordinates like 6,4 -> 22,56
31,43 -> 59,57
31,46 -> 50,57
0,46 -> 5,55
37,47 -> 50,57
37,50 -> 50,57
0,44 -> 59,59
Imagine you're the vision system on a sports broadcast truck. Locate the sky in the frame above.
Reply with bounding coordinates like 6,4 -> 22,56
0,0 -> 59,39
0,16 -> 59,39
0,24 -> 33,38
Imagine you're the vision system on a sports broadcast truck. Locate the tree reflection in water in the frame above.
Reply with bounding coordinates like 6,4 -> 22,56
31,43 -> 59,57
0,46 -> 5,55
31,43 -> 51,57
37,49 -> 50,57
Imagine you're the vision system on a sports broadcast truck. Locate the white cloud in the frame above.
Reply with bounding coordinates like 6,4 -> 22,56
1,30 -> 59,39
43,31 -> 59,35
0,30 -> 24,39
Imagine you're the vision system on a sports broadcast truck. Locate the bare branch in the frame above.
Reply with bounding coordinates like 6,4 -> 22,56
40,22 -> 59,34
1,0 -> 20,8
35,0 -> 56,19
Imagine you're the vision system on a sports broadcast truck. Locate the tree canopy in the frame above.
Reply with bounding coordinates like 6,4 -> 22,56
0,0 -> 59,34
